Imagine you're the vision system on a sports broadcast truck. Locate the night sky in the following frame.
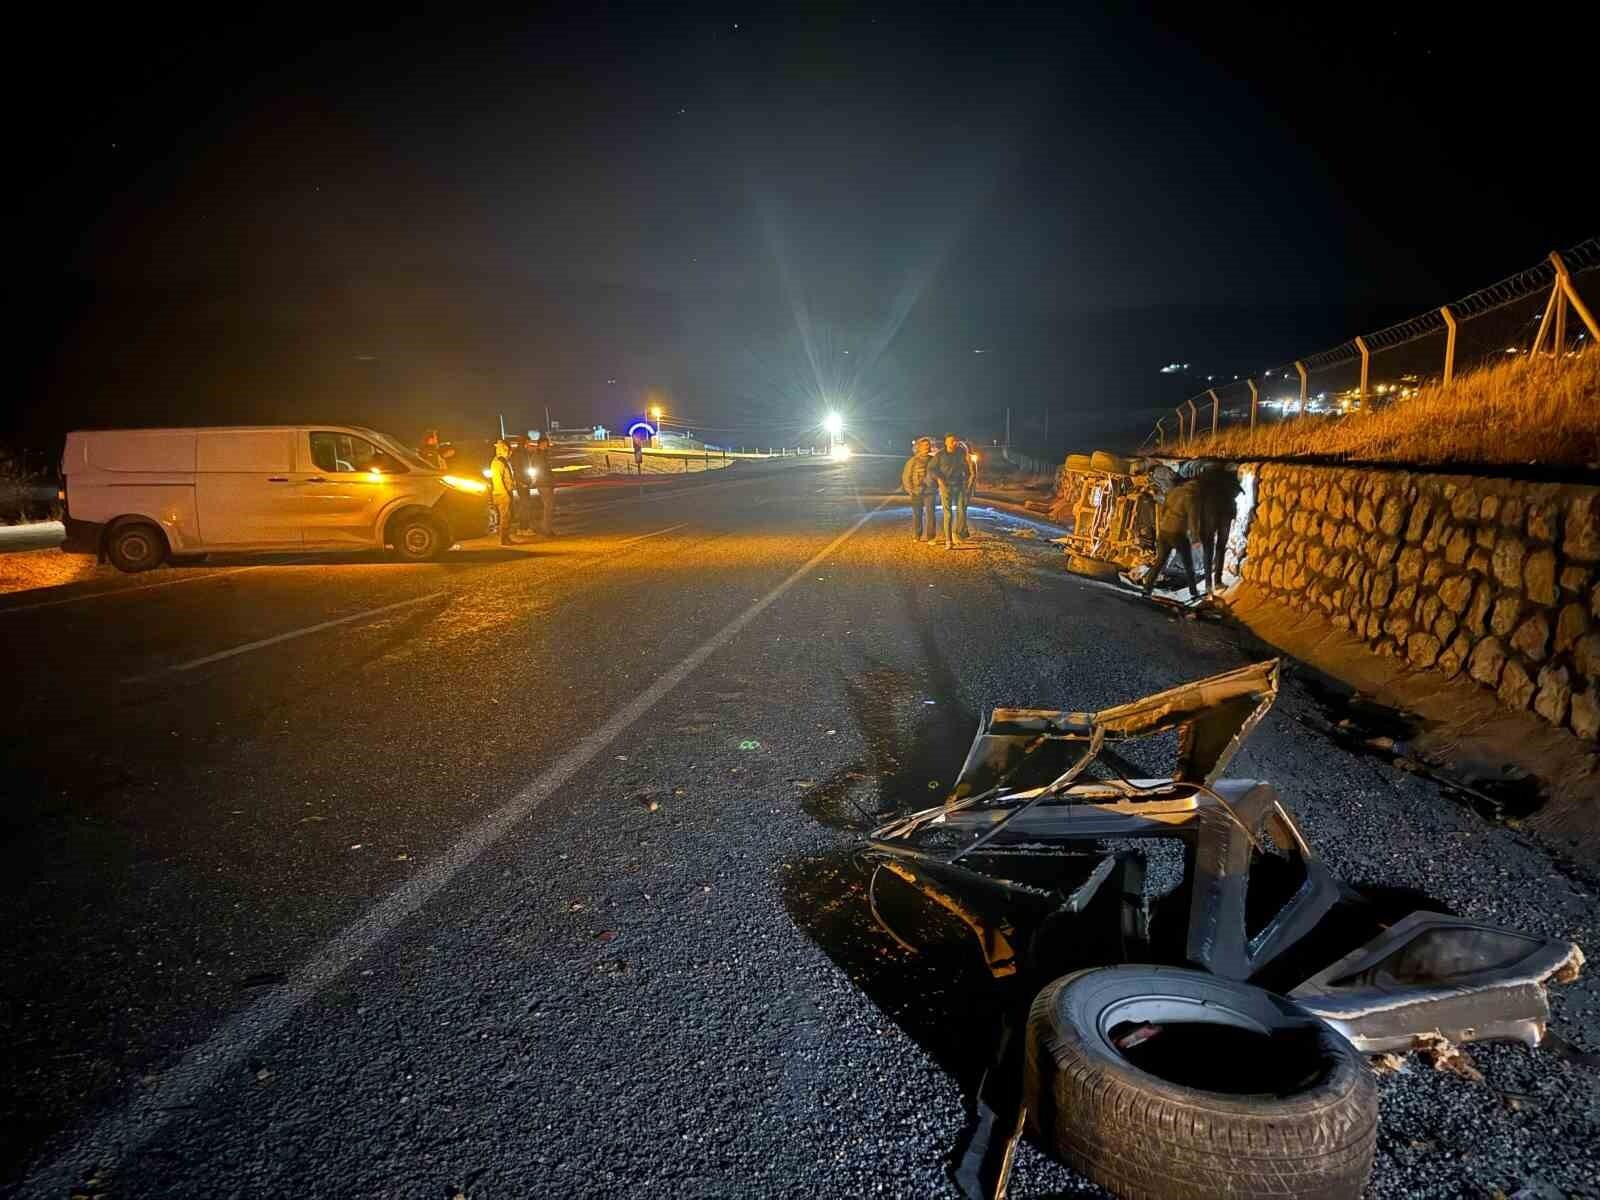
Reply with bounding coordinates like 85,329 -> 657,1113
11,4 -> 1596,453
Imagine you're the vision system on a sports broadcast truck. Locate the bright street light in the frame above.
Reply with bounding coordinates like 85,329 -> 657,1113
823,412 -> 843,436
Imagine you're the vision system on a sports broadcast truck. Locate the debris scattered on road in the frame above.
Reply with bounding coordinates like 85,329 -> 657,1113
859,659 -> 1584,1199
348,843 -> 363,851
644,799 -> 660,812
739,739 -> 761,750
569,901 -> 584,912
1413,1031 -> 1486,1084
597,930 -> 618,942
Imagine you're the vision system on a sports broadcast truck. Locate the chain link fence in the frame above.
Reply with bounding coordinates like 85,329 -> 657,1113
1149,238 -> 1600,448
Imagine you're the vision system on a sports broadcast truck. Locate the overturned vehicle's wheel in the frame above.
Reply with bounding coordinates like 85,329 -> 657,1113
1025,966 -> 1376,1200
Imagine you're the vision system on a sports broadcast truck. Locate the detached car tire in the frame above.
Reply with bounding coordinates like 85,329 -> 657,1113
1024,966 -> 1376,1200
105,520 -> 168,573
390,513 -> 446,562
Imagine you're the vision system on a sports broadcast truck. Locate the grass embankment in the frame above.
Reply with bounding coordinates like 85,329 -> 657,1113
1186,351 -> 1600,469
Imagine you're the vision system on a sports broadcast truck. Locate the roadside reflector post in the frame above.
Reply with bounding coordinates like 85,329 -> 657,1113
1354,336 -> 1370,411
1295,360 -> 1308,415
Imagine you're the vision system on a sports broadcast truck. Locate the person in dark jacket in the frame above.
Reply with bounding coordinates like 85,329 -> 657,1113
955,438 -> 977,538
524,431 -> 556,536
901,437 -> 936,542
930,433 -> 973,549
1142,478 -> 1199,599
1192,466 -> 1243,592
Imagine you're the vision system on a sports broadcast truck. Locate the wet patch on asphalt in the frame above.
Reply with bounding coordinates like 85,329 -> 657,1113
1293,667 -> 1549,825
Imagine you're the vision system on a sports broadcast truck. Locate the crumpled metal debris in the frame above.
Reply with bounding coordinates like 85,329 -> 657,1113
1412,1031 -> 1486,1084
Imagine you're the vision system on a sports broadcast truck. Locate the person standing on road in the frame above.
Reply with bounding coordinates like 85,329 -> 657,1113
526,431 -> 556,536
930,433 -> 973,550
489,439 -> 517,546
956,437 -> 978,539
1142,476 -> 1199,600
1193,466 -> 1243,593
901,436 -> 936,542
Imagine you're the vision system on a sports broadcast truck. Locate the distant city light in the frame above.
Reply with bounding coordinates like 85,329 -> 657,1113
1159,362 -> 1191,374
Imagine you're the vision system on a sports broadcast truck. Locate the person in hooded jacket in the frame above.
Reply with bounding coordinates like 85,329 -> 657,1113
489,439 -> 517,546
1142,476 -> 1199,600
901,437 -> 936,542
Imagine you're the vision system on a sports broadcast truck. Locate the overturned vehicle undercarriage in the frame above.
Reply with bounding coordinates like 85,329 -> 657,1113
864,660 -> 1584,1200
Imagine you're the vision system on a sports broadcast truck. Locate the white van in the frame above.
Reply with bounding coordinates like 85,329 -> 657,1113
60,425 -> 490,572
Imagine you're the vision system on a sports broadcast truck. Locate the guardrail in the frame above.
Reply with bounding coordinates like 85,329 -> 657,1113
1148,238 -> 1600,449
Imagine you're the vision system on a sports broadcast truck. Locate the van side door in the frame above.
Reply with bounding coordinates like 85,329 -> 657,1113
295,430 -> 405,546
194,430 -> 302,548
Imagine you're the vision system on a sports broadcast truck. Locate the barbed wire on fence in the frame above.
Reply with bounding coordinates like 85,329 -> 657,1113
1147,236 -> 1600,449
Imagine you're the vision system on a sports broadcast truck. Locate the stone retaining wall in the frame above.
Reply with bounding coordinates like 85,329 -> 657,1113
1239,465 -> 1600,743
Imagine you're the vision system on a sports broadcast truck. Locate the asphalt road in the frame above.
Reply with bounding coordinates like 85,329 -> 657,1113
1,458 -> 1596,1199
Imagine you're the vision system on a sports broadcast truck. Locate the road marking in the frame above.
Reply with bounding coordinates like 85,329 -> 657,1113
22,497 -> 889,1194
0,563 -> 284,615
121,592 -> 447,683
612,522 -> 687,546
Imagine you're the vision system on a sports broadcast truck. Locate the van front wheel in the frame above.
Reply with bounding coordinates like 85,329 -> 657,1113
106,521 -> 169,573
390,514 -> 445,562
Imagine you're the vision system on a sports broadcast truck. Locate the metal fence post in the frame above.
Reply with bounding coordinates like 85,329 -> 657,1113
1185,398 -> 1199,448
1208,389 -> 1220,436
1155,418 -> 1165,447
1552,250 -> 1600,341
1440,305 -> 1457,385
1295,361 -> 1308,415
1531,278 -> 1561,355
1247,379 -> 1259,431
1354,337 -> 1370,410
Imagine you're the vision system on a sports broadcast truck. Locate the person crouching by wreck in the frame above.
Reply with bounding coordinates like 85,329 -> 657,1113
1142,474 -> 1199,600
1192,466 -> 1243,593
902,436 -> 936,542
931,433 -> 973,549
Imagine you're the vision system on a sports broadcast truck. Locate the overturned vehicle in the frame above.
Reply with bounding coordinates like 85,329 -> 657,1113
865,660 -> 1583,1200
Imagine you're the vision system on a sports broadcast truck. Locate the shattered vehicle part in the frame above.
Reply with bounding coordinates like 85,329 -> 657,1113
860,660 -> 1585,1200
1289,911 -> 1587,1053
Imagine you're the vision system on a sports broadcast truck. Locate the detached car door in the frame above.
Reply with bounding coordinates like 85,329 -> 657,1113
296,430 -> 403,547
194,429 -> 302,548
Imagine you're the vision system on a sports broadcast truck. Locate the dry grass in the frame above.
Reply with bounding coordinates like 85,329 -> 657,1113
1185,351 -> 1600,469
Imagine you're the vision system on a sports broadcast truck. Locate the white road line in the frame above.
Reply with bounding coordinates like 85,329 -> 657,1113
121,592 -> 447,683
22,497 -> 889,1195
610,522 -> 687,547
0,563 -> 282,615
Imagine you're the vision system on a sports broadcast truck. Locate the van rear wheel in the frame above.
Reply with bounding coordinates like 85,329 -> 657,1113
391,514 -> 445,562
106,521 -> 168,573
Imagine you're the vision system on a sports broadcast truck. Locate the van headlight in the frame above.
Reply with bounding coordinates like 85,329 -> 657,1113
442,474 -> 488,494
